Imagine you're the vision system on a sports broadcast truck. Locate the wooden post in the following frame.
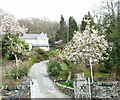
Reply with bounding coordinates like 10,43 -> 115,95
90,57 -> 93,82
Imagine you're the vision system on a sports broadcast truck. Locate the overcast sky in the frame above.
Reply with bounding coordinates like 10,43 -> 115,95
0,0 -> 104,22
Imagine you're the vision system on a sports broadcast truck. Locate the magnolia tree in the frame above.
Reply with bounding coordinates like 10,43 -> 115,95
59,19 -> 109,82
1,15 -> 29,79
0,15 -> 27,36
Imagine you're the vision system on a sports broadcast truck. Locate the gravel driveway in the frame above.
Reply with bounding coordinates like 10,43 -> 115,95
29,61 -> 69,98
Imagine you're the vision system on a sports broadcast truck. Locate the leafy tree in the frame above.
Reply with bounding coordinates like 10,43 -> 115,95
1,15 -> 29,79
68,16 -> 78,41
1,15 -> 27,37
59,19 -> 109,81
56,15 -> 67,43
80,12 -> 96,32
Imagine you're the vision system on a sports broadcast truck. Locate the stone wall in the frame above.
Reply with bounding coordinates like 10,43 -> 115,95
91,81 -> 120,99
2,77 -> 30,99
74,74 -> 120,99
55,82 -> 74,98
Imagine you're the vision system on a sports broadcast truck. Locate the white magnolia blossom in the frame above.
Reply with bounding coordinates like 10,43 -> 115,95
59,21 -> 109,63
0,15 -> 27,36
1,15 -> 29,61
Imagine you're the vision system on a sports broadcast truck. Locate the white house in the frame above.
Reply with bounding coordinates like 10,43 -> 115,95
20,32 -> 50,51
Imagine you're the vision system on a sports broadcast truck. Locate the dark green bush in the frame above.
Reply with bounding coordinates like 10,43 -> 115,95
29,47 -> 48,64
47,62 -> 62,76
99,59 -> 112,73
33,47 -> 48,60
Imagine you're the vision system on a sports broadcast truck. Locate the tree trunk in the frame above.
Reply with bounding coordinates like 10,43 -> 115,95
14,54 -> 19,80
115,67 -> 120,81
63,60 -> 72,82
66,71 -> 71,82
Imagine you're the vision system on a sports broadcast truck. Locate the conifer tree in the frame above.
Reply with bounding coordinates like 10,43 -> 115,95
68,16 -> 78,41
80,12 -> 96,32
56,15 -> 67,43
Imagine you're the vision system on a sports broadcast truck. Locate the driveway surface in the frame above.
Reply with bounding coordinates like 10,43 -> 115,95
29,61 -> 69,98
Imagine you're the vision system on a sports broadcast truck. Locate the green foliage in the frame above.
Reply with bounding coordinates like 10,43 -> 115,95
32,47 -> 48,60
55,15 -> 67,43
17,66 -> 28,77
58,80 -> 74,88
58,71 -> 68,80
97,1 -> 120,77
7,62 -> 29,80
10,68 -> 17,79
68,16 -> 78,41
99,59 -> 112,73
47,62 -> 62,76
48,50 -> 58,57
36,48 -> 48,60
29,47 -> 48,64
4,72 -> 9,78
61,63 -> 68,70
80,12 -> 96,32
10,67 -> 27,79
2,33 -> 29,60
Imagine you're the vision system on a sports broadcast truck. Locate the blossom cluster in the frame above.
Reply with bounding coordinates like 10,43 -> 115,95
59,21 -> 109,63
0,15 -> 27,36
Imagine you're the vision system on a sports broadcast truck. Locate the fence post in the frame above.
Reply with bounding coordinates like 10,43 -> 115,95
74,73 -> 91,99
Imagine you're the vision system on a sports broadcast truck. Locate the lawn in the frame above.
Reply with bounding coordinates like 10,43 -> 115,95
58,81 -> 74,88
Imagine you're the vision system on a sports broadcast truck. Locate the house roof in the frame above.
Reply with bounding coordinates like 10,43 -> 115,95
20,34 -> 40,39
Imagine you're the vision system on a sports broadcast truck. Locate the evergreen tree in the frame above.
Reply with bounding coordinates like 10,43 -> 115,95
95,0 -> 120,80
80,12 -> 96,32
56,15 -> 67,43
68,16 -> 78,41
103,1 -> 120,80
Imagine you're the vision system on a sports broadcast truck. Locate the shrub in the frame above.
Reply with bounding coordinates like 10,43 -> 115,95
33,47 -> 48,60
47,62 -> 62,76
29,47 -> 48,63
99,59 -> 112,73
58,71 -> 68,80
10,62 -> 29,80
17,66 -> 28,77
10,67 -> 17,79
48,50 -> 58,57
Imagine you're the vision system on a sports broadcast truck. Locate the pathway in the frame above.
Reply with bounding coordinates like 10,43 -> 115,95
29,61 -> 69,98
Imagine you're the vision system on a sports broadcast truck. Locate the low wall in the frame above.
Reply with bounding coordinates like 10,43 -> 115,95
55,81 -> 120,99
55,82 -> 74,98
2,77 -> 30,98
91,81 -> 120,99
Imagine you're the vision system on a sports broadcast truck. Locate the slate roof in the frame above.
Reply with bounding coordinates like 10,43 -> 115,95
20,34 -> 40,39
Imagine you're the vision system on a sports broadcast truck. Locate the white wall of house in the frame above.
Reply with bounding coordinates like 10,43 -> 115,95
20,33 -> 50,51
39,46 -> 49,51
23,39 -> 37,45
36,33 -> 49,45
